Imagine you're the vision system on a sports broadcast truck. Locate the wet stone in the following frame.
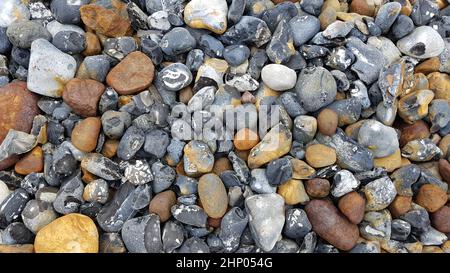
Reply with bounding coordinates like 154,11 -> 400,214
220,16 -> 271,47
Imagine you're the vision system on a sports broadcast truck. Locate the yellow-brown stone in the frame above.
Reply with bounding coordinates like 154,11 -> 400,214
80,4 -> 131,37
34,213 -> 99,253
212,157 -> 233,175
14,146 -> 44,175
149,190 -> 177,222
305,144 -> 337,168
291,158 -> 316,179
428,72 -> 450,102
101,139 -> 119,158
373,149 -> 402,172
415,57 -> 440,74
277,179 -> 309,205
0,244 -> 34,253
234,128 -> 260,150
82,32 -> 102,56
198,173 -> 228,218
71,117 -> 101,153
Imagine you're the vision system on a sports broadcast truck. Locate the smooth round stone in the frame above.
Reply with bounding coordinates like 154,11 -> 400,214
223,45 -> 250,66
293,115 -> 317,143
289,15 -> 320,46
305,178 -> 330,198
21,200 -> 57,234
101,110 -> 131,140
149,190 -> 176,222
27,39 -> 76,98
159,63 -> 193,91
261,64 -> 297,91
397,26 -> 445,59
300,0 -> 323,15
199,34 -> 224,58
416,184 -> 448,213
278,179 -> 309,205
198,173 -> 228,218
317,108 -> 338,136
51,0 -> 90,24
228,0 -> 246,25
160,27 -> 196,55
374,2 -> 402,33
295,66 -> 337,112
35,213 -> 99,253
0,0 -> 30,28
234,128 -> 259,150
357,120 -> 399,158
11,47 -> 30,68
52,31 -> 86,54
245,193 -> 285,252
305,144 -> 336,168
184,0 -> 228,34
6,20 -> 51,49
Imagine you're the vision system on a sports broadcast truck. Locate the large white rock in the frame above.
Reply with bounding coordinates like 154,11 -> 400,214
27,39 -> 76,98
245,193 -> 285,252
397,26 -> 445,59
261,64 -> 297,91
0,0 -> 30,28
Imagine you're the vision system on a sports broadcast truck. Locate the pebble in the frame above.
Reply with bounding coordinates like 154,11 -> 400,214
220,16 -> 271,47
346,37 -> 384,84
14,146 -> 43,175
317,108 -> 338,136
431,206 -> 450,233
357,120 -> 399,158
375,2 -> 402,33
401,139 -> 442,162
184,0 -> 228,34
305,144 -> 337,168
121,214 -> 162,253
83,179 -> 109,204
149,190 -> 177,222
62,78 -> 105,117
34,213 -> 98,253
219,207 -> 248,252
1,222 -> 34,245
338,191 -> 366,225
0,130 -> 37,162
27,39 -> 76,98
151,161 -> 176,193
245,193 -> 285,252
21,199 -> 57,234
123,159 -> 153,185
295,66 -> 337,112
397,26 -> 445,59
223,45 -> 250,67
160,27 -> 196,55
283,208 -> 312,239
117,126 -> 145,160
99,233 -> 126,253
52,31 -> 86,55
53,171 -> 84,214
261,64 -> 297,91
51,0 -> 89,24
71,117 -> 101,153
250,168 -> 276,194
305,199 -> 359,251
304,178 -> 330,198
6,20 -> 51,49
80,4 -> 131,37
415,184 -> 448,213
81,153 -> 121,181
106,51 -> 155,95
277,179 -> 309,205
331,170 -> 360,198
364,176 -> 397,211
171,204 -> 207,227
198,173 -> 228,218
0,0 -> 30,28
159,63 -> 193,91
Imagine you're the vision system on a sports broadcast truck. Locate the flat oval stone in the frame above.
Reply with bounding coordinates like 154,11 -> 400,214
198,173 -> 228,218
305,199 -> 359,251
34,213 -> 99,253
397,26 -> 445,59
160,27 -> 196,55
27,39 -> 77,98
71,117 -> 101,153
106,51 -> 155,95
184,0 -> 228,34
261,64 -> 297,91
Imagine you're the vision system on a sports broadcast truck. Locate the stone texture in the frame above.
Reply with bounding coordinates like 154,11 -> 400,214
62,78 -> 105,117
80,4 -> 131,37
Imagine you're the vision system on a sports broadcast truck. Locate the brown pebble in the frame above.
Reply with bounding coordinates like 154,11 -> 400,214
14,146 -> 44,175
415,184 -> 448,213
338,191 -> 366,225
212,157 -> 233,175
305,178 -> 330,198
373,149 -> 402,173
317,108 -> 338,136
234,128 -> 260,150
82,167 -> 98,183
305,199 -> 360,251
415,57 -> 440,74
208,217 -> 222,228
388,195 -> 412,218
396,120 -> 430,147
179,86 -> 193,104
431,206 -> 450,233
319,7 -> 337,30
438,159 -> 450,184
82,32 -> 102,56
101,139 -> 119,158
277,179 -> 309,205
305,144 -> 337,168
62,78 -> 105,117
235,149 -> 250,162
71,117 -> 101,153
439,134 -> 450,158
149,190 -> 177,222
428,72 -> 450,102
198,173 -> 228,218
106,51 -> 155,95
80,4 -> 131,37
349,0 -> 376,16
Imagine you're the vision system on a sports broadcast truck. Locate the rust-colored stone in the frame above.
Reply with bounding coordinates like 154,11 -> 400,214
396,120 -> 430,147
71,117 -> 101,153
82,32 -> 102,56
305,178 -> 330,198
14,146 -> 44,175
80,4 -> 131,37
388,195 -> 412,218
438,159 -> 450,184
62,78 -> 105,117
415,184 -> 448,213
431,206 -> 450,233
106,51 -> 155,95
149,190 -> 177,222
338,191 -> 366,224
